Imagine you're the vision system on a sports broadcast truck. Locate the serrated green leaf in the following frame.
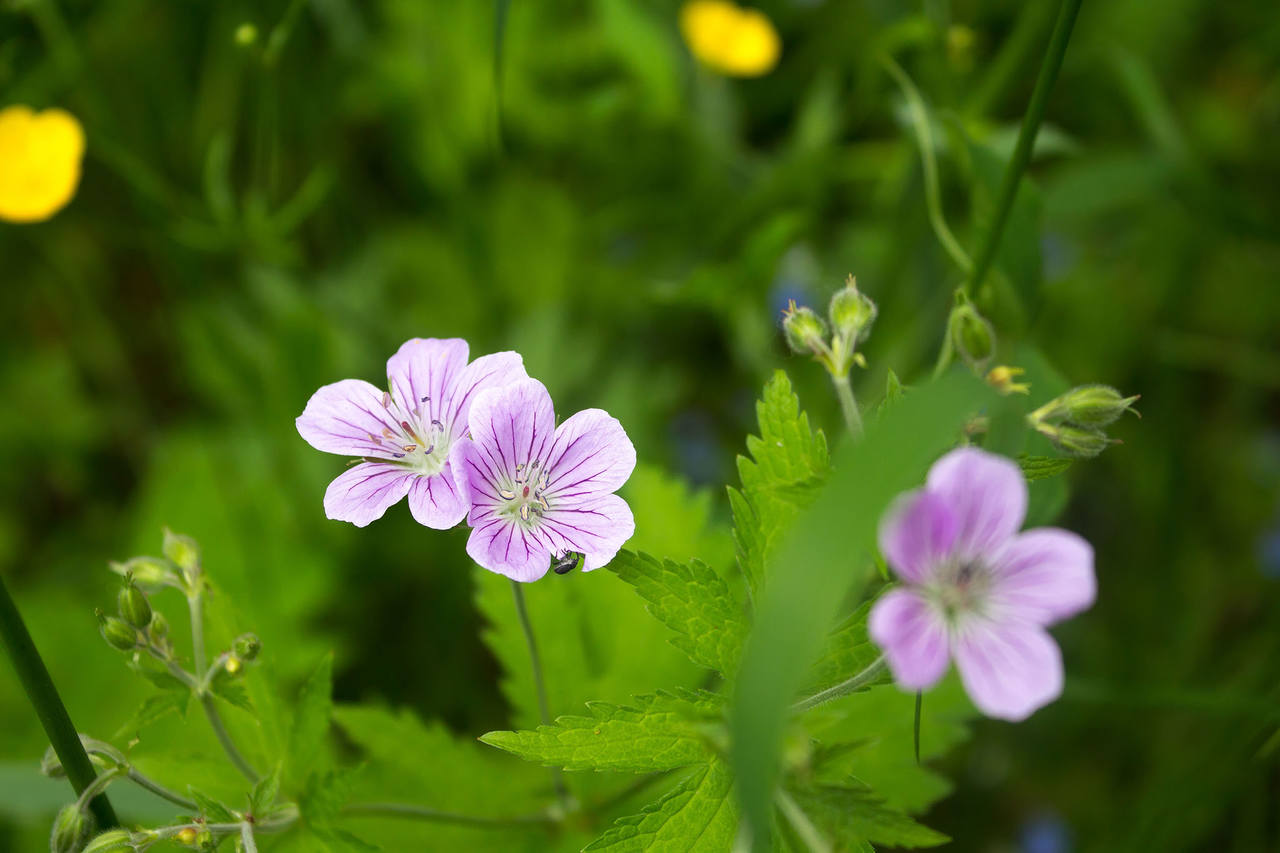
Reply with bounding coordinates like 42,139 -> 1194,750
134,666 -> 191,693
249,762 -> 282,816
611,551 -> 747,675
787,780 -> 949,849
300,767 -> 358,826
189,787 -> 237,823
878,369 -> 906,419
210,676 -> 255,714
1017,454 -> 1073,481
802,602 -> 887,696
289,653 -> 334,784
115,690 -> 190,739
480,691 -> 721,773
731,371 -> 830,592
583,758 -> 736,851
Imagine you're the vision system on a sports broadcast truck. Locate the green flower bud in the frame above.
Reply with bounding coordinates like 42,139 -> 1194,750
781,300 -> 829,356
162,528 -> 200,577
109,557 -> 179,590
947,298 -> 996,370
41,745 -> 65,778
117,580 -> 152,630
51,803 -> 94,853
1055,384 -> 1140,427
233,633 -> 261,662
828,276 -> 877,346
96,610 -> 139,652
149,612 -> 169,642
82,830 -> 136,853
1040,423 -> 1116,459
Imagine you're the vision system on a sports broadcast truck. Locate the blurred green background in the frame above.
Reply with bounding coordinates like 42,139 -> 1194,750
2,0 -> 1278,850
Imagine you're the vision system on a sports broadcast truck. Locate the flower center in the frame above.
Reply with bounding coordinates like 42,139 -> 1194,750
497,461 -> 551,525
366,391 -> 449,477
927,558 -> 992,622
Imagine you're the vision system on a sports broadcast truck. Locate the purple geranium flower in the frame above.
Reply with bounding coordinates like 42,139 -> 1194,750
296,338 -> 526,528
869,447 -> 1095,721
450,378 -> 636,582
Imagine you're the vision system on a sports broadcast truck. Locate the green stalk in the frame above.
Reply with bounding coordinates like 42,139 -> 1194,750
791,656 -> 886,713
962,0 -> 1084,297
0,574 -> 118,828
344,802 -> 554,827
830,372 -> 864,439
510,580 -> 570,811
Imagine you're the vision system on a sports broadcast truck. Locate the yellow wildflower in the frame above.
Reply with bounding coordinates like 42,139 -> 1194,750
680,1 -> 780,78
987,365 -> 1031,396
0,105 -> 85,224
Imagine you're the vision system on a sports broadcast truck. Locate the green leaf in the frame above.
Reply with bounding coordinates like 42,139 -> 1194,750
300,767 -> 358,826
1018,454 -> 1073,481
288,653 -> 334,784
802,602 -> 887,696
249,762 -> 282,816
583,759 -> 737,851
210,676 -> 255,714
730,371 -> 830,591
611,551 -> 747,675
114,690 -> 190,739
134,666 -> 191,693
787,781 -> 949,849
878,370 -> 906,419
189,787 -> 237,823
731,372 -> 990,845
480,691 -> 721,773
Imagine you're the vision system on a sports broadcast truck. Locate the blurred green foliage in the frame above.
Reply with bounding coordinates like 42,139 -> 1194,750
1,0 -> 1279,850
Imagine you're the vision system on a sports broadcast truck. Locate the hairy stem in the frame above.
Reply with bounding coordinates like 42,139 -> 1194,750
344,802 -> 554,827
791,656 -> 887,713
962,0 -> 1084,297
200,694 -> 260,783
127,767 -> 198,811
881,54 -> 973,274
510,580 -> 571,811
776,789 -> 832,853
0,574 -> 119,829
188,592 -> 206,683
831,372 -> 864,439
240,823 -> 260,853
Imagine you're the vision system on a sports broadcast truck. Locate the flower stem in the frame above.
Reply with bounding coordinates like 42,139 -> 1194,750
126,767 -> 198,811
201,693 -> 260,783
509,580 -> 570,811
343,802 -> 555,827
830,372 -> 864,438
240,823 -> 260,853
962,0 -> 1084,298
791,656 -> 886,713
188,592 -> 207,683
0,573 -> 119,829
775,789 -> 832,853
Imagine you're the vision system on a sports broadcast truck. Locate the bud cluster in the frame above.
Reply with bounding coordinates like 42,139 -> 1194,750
946,293 -> 996,372
781,275 -> 877,377
1028,384 -> 1141,458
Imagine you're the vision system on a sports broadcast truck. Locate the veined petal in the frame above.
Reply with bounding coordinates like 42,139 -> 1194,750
926,447 -> 1027,561
877,490 -> 957,584
543,409 -> 636,501
466,517 -> 553,583
540,493 -> 635,571
444,351 -> 527,437
868,588 -> 951,691
322,462 -> 413,528
406,467 -> 467,530
450,438 -> 505,513
467,378 -> 556,481
954,619 -> 1063,721
297,379 -> 403,457
989,528 -> 1095,625
386,338 -> 469,425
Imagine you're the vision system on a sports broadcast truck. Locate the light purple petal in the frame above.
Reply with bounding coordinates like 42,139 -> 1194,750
386,338 -> 469,425
542,409 -> 636,501
953,619 -> 1063,721
466,378 -> 556,481
877,490 -> 958,584
926,447 -> 1027,560
322,462 -> 413,527
465,516 -> 554,583
296,379 -> 402,458
450,438 -> 505,515
988,528 -> 1096,625
406,467 -> 467,530
868,588 -> 951,691
444,351 -> 527,437
540,493 -> 635,571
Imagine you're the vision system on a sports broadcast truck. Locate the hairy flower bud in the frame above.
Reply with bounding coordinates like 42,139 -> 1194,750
828,276 -> 877,347
41,745 -> 65,778
781,300 -> 829,356
97,610 -> 139,652
162,528 -> 200,577
109,557 -> 179,591
947,298 -> 996,370
51,803 -> 94,853
149,612 -> 169,642
233,633 -> 261,662
1053,384 -> 1140,427
117,579 -> 152,630
1039,423 -> 1116,459
82,830 -> 136,852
